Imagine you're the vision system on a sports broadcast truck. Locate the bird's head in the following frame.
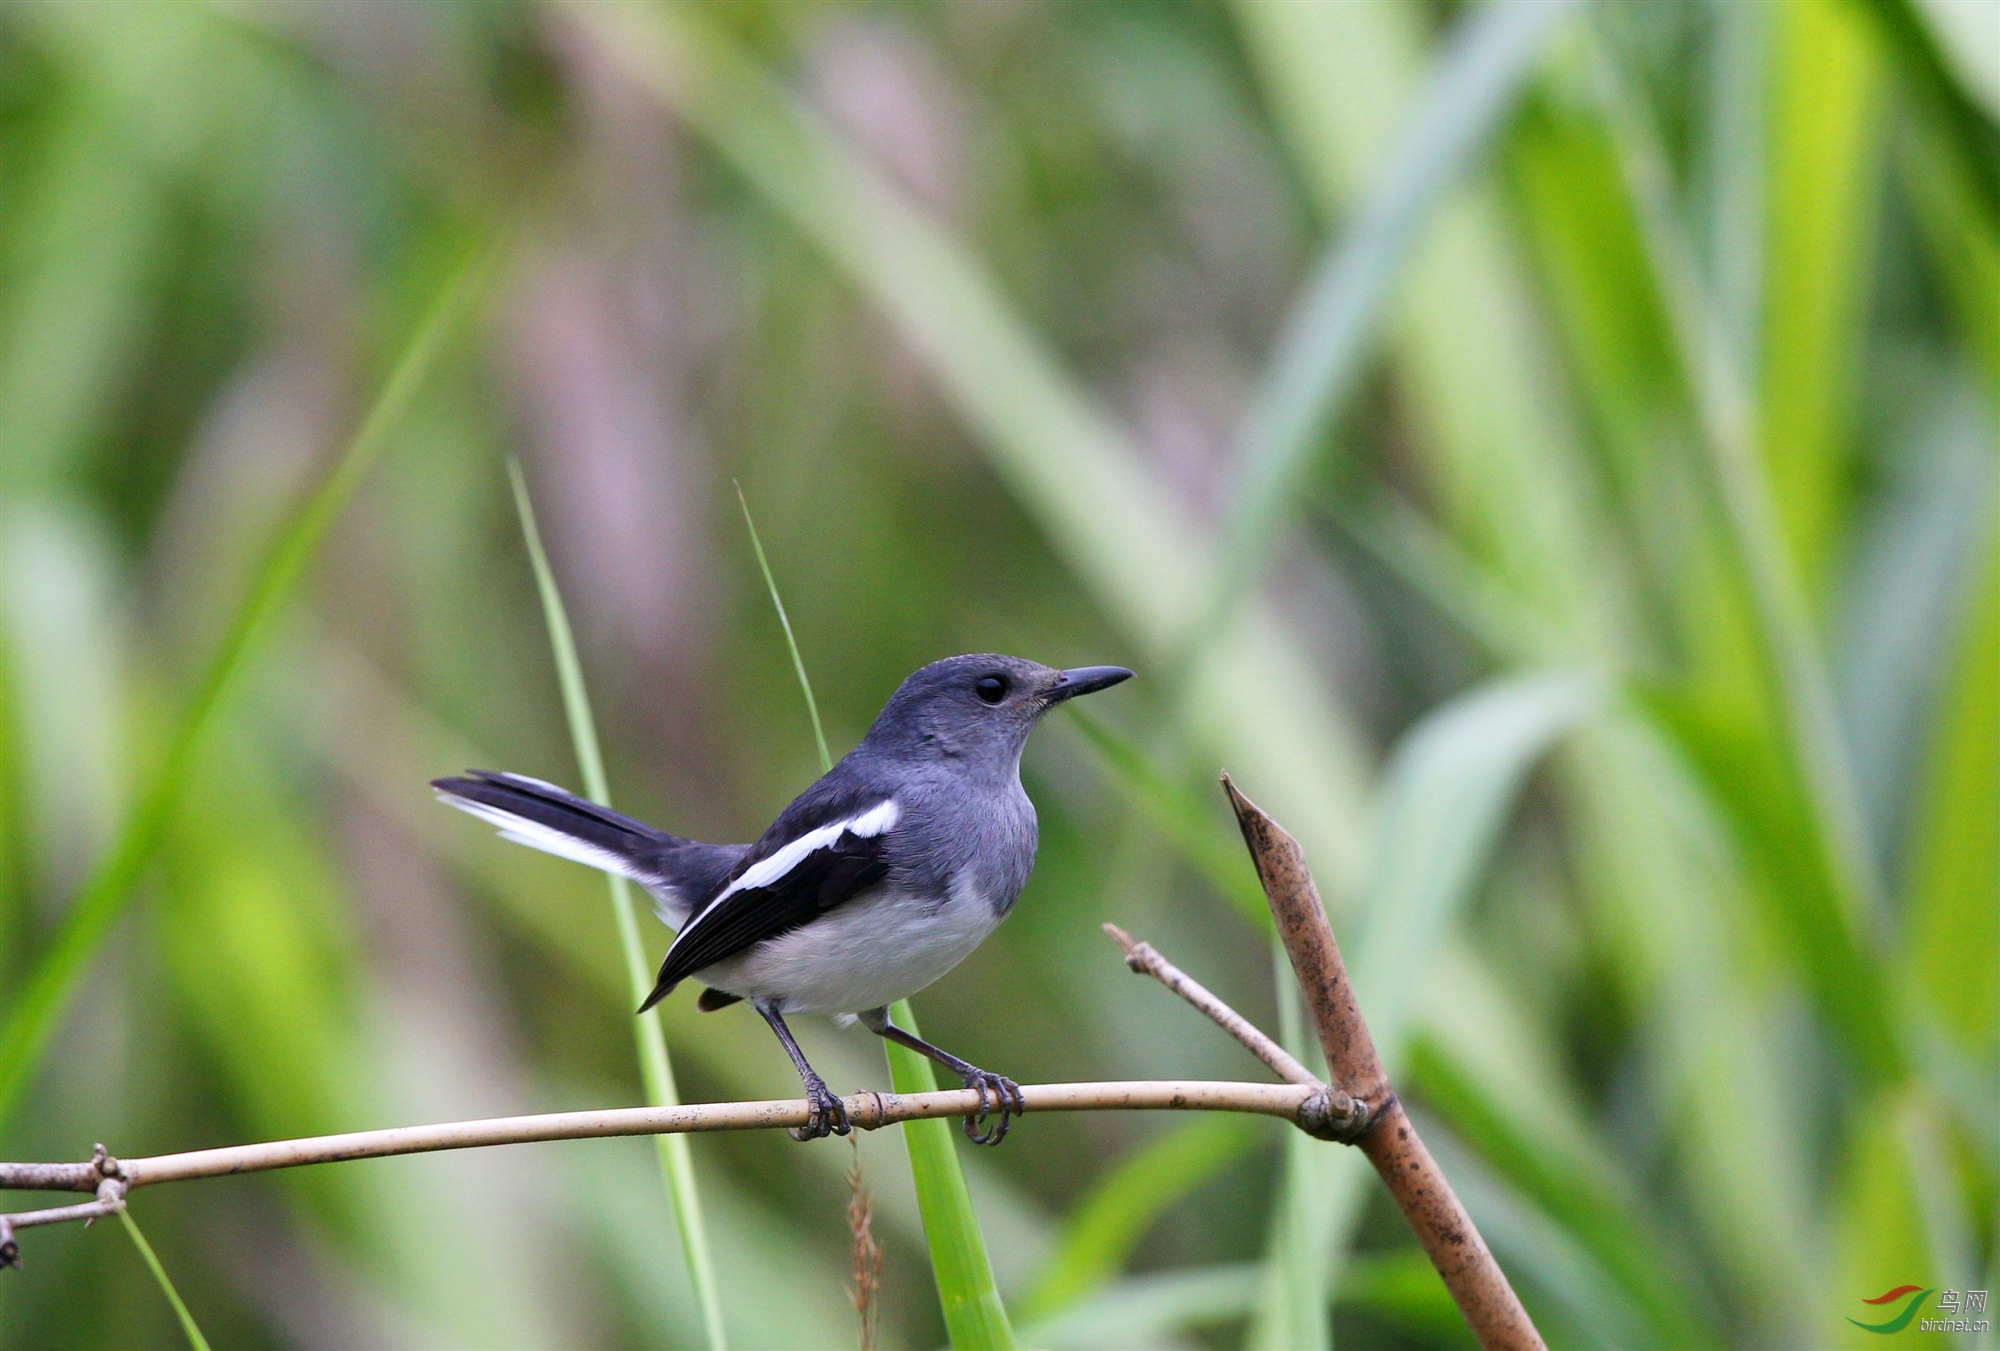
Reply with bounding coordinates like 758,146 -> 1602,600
861,653 -> 1132,776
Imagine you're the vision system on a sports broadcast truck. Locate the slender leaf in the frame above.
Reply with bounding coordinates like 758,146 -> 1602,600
1349,672 -> 1602,1048
120,1210 -> 212,1351
0,228 -> 502,1125
1901,524 -> 1999,1054
1858,0 -> 2000,223
1587,26 -> 1902,1083
882,1004 -> 1018,1350
1507,66 -> 1833,1329
1233,0 -> 1598,636
1834,389 -> 1996,860
508,461 -> 728,1351
1760,0 -> 1882,600
1253,938 -> 1334,1351
1832,1095 -> 1946,1350
1211,0 -> 1581,617
1901,104 -> 2000,405
736,483 -> 831,772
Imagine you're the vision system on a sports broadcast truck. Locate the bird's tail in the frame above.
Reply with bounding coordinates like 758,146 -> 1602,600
432,770 -> 694,920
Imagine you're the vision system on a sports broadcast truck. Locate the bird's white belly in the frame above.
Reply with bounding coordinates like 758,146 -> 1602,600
696,885 -> 1004,1015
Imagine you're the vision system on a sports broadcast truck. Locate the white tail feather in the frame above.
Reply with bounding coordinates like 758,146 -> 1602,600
436,792 -> 652,883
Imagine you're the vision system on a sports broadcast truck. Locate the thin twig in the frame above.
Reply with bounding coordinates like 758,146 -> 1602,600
1222,773 -> 1546,1351
1102,923 -> 1320,1088
0,1173 -> 125,1268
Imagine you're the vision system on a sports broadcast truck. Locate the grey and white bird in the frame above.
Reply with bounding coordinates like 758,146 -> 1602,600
432,653 -> 1132,1144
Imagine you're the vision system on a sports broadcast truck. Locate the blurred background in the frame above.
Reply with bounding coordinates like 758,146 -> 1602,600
0,0 -> 1994,1347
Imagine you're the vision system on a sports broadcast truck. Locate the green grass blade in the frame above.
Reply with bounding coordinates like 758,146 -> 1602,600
507,461 -> 728,1350
0,78 -> 166,493
0,631 -> 24,982
0,230 -> 502,1126
735,483 -> 830,772
882,1000 -> 1018,1349
1832,1095 -> 1955,1350
1858,0 -> 2000,224
1586,30 -> 1902,1083
1234,0 -> 1598,634
1760,0 -> 1881,600
119,1210 -> 213,1351
1350,672 -> 1601,1049
1901,528 -> 1998,1057
734,491 -> 1015,1350
1253,938 -> 1333,1351
1212,0 -> 1579,613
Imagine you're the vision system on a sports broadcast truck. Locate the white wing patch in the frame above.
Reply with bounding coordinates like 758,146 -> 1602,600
433,790 -> 656,884
670,798 -> 899,947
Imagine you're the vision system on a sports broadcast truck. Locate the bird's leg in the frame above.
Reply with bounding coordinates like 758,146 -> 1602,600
857,1007 -> 1024,1146
755,1000 -> 850,1141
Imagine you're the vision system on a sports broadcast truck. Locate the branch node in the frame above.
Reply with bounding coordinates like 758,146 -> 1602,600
83,1178 -> 125,1230
91,1144 -> 122,1181
1295,1087 -> 1390,1144
849,1091 -> 890,1131
0,1218 -> 15,1270
1101,922 -> 1151,974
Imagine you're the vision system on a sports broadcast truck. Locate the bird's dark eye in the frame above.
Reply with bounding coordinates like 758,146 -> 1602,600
974,674 -> 1010,704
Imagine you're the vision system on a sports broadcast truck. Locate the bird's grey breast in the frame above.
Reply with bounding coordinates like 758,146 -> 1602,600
889,773 -> 1038,919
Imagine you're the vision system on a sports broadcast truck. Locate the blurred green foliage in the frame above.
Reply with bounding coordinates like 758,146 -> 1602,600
0,1 -> 1993,1348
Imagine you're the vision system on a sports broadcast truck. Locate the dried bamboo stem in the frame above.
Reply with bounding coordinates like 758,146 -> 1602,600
1223,772 -> 1546,1351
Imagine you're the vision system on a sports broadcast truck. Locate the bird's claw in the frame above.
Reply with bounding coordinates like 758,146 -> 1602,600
958,1069 -> 1024,1146
791,1077 -> 852,1142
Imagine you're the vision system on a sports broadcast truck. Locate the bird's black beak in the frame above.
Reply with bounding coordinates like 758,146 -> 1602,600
1044,665 -> 1134,704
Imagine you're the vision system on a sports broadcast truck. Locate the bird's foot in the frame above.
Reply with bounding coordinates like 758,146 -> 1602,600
957,1068 -> 1024,1146
790,1075 -> 851,1142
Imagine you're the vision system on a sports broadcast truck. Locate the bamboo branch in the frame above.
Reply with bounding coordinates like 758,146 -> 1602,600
1222,772 -> 1546,1351
0,1079 -> 1322,1262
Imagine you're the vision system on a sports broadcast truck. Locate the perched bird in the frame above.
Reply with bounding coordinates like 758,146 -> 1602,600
433,653 -> 1131,1144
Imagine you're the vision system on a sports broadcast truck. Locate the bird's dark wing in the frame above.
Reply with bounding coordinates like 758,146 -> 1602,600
638,784 -> 898,1011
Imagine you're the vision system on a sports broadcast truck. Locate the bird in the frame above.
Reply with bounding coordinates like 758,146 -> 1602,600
432,653 -> 1132,1145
